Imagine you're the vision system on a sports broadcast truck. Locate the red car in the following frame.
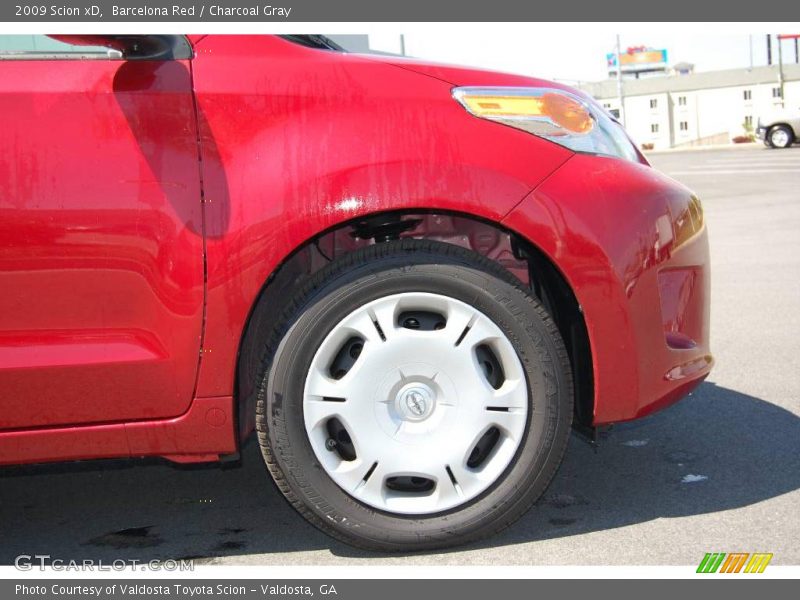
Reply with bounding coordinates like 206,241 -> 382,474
0,34 -> 711,551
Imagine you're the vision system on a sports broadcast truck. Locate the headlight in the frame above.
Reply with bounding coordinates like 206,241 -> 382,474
453,86 -> 640,163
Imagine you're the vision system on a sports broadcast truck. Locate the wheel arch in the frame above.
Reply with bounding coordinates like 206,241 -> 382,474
234,208 -> 595,444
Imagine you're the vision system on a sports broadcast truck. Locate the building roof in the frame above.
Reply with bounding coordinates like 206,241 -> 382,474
579,63 -> 800,99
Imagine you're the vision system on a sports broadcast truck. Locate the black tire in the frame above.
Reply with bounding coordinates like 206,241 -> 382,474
254,239 -> 573,551
768,125 -> 794,149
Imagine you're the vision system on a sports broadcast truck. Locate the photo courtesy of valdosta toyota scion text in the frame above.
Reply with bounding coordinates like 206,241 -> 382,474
15,584 -> 332,596
0,0 -> 798,592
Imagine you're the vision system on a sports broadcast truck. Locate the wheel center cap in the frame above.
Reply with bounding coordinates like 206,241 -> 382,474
396,383 -> 436,421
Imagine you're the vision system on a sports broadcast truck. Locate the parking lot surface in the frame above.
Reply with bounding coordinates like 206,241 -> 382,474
1,145 -> 798,566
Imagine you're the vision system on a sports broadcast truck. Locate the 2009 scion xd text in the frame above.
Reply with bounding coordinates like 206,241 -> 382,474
0,34 -> 711,551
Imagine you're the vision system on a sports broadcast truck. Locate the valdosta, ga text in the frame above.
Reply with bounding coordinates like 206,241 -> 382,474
17,584 -> 337,596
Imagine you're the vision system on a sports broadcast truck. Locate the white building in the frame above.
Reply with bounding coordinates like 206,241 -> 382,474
580,64 -> 800,150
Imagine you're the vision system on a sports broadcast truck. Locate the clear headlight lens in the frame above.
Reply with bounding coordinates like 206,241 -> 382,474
453,86 -> 640,163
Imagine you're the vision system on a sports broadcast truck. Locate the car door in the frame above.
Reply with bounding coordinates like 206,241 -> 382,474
0,35 -> 204,430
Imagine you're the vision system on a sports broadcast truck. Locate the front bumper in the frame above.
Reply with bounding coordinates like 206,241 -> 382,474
504,154 -> 712,424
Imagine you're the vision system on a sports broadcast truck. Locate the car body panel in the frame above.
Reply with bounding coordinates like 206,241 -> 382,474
189,35 -> 573,400
361,53 -> 598,100
503,154 -> 711,423
0,58 -> 205,431
0,396 -> 235,466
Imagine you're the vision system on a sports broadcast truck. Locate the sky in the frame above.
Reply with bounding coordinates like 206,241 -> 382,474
366,29 -> 798,84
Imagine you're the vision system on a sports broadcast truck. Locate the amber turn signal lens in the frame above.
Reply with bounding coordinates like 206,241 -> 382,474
540,93 -> 593,134
457,89 -> 594,135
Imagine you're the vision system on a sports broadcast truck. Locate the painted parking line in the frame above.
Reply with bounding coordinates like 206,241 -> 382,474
667,168 -> 800,175
703,159 -> 800,165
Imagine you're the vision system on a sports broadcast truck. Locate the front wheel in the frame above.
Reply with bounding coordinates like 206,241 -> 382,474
768,125 -> 794,149
255,240 -> 573,551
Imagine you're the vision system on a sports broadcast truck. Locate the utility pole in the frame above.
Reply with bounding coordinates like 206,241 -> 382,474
777,35 -> 785,106
767,34 -> 772,65
616,34 -> 625,126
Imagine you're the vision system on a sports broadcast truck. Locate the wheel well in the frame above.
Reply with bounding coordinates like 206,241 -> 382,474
236,211 -> 594,441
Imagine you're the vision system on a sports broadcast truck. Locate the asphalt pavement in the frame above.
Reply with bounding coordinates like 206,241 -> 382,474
1,144 -> 798,566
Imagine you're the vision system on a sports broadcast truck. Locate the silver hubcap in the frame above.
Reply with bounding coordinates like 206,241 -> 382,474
303,292 -> 529,514
771,129 -> 790,147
